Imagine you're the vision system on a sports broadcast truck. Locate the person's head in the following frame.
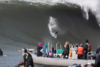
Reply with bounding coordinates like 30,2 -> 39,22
85,39 -> 89,43
52,47 -> 54,50
55,31 -> 58,34
64,44 -> 67,48
64,41 -> 69,48
44,44 -> 47,47
43,44 -> 47,49
24,48 -> 27,53
59,47 -> 60,49
65,41 -> 69,45
76,45 -> 78,47
38,43 -> 42,47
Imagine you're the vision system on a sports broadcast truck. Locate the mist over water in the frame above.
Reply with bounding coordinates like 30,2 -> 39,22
0,0 -> 100,67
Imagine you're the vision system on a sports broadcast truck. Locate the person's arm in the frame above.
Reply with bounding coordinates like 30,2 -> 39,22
55,31 -> 58,34
40,49 -> 43,53
46,48 -> 48,55
61,49 -> 63,54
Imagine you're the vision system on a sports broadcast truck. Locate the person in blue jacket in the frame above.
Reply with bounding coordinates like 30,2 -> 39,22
52,47 -> 56,54
41,44 -> 48,57
83,39 -> 88,59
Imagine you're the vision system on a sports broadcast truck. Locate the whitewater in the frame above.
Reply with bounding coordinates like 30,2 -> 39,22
0,0 -> 99,26
21,0 -> 100,26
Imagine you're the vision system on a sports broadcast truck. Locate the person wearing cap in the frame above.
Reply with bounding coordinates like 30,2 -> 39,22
23,48 -> 34,67
37,43 -> 42,57
83,39 -> 91,59
86,40 -> 91,53
77,44 -> 83,59
0,49 -> 3,55
41,44 -> 48,57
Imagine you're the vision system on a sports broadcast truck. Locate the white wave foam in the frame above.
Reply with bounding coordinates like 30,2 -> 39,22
48,16 -> 60,38
1,0 -> 100,26
20,0 -> 100,26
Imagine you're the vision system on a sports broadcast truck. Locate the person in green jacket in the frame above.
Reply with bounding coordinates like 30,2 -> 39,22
57,47 -> 63,57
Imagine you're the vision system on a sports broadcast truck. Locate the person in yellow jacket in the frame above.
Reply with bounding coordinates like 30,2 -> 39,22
77,44 -> 83,59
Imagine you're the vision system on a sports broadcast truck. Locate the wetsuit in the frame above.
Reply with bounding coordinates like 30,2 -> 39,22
55,31 -> 58,34
23,49 -> 34,67
0,49 -> 3,55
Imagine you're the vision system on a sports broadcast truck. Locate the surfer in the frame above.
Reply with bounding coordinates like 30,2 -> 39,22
23,48 -> 34,67
55,31 -> 58,34
0,49 -> 3,56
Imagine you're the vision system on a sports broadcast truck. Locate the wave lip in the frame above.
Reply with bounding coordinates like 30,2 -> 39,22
16,0 -> 100,27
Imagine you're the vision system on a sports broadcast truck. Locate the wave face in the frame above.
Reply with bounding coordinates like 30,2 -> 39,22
0,0 -> 100,50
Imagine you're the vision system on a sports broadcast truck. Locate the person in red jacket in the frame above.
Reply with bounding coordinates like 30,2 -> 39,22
77,44 -> 83,59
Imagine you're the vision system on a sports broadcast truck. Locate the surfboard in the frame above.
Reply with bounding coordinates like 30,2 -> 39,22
50,31 -> 57,38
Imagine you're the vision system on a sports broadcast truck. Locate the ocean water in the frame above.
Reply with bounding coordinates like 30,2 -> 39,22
0,0 -> 100,67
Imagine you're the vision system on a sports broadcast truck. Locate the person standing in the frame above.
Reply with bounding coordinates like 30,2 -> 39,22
63,41 -> 69,59
83,39 -> 89,59
37,43 -> 42,57
77,44 -> 83,59
23,49 -> 34,67
41,44 -> 48,57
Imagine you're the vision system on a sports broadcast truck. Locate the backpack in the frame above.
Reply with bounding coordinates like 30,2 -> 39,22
88,44 -> 91,51
69,51 -> 72,57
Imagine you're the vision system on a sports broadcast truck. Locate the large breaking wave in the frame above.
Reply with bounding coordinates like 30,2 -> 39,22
1,0 -> 100,26
0,0 -> 100,50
